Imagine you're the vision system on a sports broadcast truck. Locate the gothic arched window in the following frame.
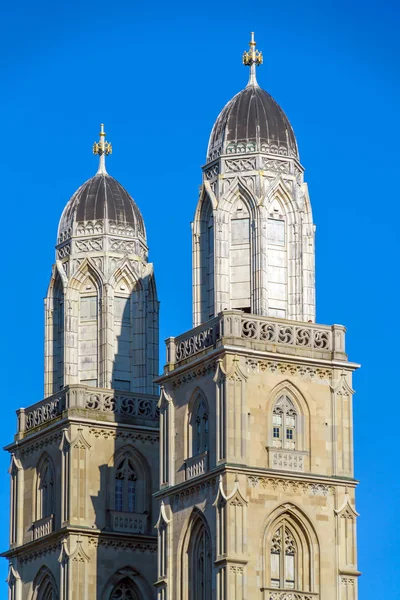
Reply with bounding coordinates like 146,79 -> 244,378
270,523 -> 297,589
33,567 -> 58,600
192,398 -> 209,457
188,517 -> 212,600
272,395 -> 297,450
110,577 -> 139,600
37,457 -> 55,520
115,458 -> 137,513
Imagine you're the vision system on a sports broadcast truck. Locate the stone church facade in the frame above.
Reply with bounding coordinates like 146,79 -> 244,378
4,35 -> 360,600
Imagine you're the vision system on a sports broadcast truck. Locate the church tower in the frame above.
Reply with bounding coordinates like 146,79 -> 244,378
156,34 -> 360,600
5,127 -> 160,599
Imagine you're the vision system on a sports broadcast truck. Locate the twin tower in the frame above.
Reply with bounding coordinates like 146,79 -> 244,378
5,35 -> 360,600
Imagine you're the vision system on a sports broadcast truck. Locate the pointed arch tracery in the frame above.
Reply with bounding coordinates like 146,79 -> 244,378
102,566 -> 153,600
188,389 -> 210,458
267,382 -> 310,455
108,446 -> 150,530
262,505 -> 319,595
110,577 -> 140,600
32,566 -> 58,600
181,509 -> 213,600
35,454 -> 55,522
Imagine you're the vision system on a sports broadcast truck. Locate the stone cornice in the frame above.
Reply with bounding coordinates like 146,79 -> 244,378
2,526 -> 157,560
157,345 -> 359,388
5,415 -> 159,454
154,463 -> 358,501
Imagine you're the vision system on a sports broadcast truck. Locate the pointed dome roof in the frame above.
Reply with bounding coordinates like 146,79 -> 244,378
57,124 -> 146,242
207,33 -> 298,162
58,173 -> 146,239
207,84 -> 298,161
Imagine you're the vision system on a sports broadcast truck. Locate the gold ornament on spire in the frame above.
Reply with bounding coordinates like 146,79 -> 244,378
243,32 -> 263,87
93,123 -> 112,175
93,123 -> 112,157
243,31 -> 263,67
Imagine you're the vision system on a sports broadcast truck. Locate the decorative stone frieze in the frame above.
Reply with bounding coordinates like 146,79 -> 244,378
245,359 -> 331,381
247,476 -> 333,496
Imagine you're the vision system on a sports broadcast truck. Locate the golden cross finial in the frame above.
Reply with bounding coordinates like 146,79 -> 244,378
243,32 -> 263,86
93,123 -> 112,174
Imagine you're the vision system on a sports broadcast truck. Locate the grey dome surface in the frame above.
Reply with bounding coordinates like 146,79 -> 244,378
58,174 -> 145,238
207,84 -> 298,160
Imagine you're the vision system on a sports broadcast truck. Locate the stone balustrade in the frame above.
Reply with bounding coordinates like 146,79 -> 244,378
166,310 -> 346,368
18,386 -> 159,434
109,511 -> 148,534
185,452 -> 208,480
33,514 -> 54,540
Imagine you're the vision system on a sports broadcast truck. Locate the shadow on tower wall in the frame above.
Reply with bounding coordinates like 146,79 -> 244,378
90,274 -> 160,600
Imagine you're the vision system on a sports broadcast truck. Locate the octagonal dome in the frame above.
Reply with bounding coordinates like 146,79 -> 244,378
58,173 -> 146,240
207,84 -> 298,161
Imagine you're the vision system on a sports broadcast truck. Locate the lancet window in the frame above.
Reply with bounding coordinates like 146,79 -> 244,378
270,523 -> 297,589
266,198 -> 288,318
272,395 -> 297,450
115,458 -> 137,513
37,458 -> 55,520
79,291 -> 98,387
191,398 -> 209,456
229,199 -> 251,312
34,569 -> 57,600
110,578 -> 139,600
198,196 -> 214,322
188,518 -> 212,600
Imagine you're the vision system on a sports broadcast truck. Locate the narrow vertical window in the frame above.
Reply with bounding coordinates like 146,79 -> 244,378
230,200 -> 251,312
115,458 -> 137,513
192,398 -> 209,457
10,461 -> 18,545
188,517 -> 212,600
270,523 -> 297,590
79,293 -> 98,386
37,459 -> 55,520
272,396 -> 297,450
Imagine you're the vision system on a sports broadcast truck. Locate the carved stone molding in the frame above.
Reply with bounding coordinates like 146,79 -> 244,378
205,165 -> 219,179
171,362 -> 217,388
88,537 -> 157,553
75,238 -> 103,252
262,158 -> 290,174
245,359 -> 331,381
247,476 -> 333,497
225,157 -> 256,172
76,220 -> 104,236
230,565 -> 244,573
20,431 -> 63,456
88,428 -> 159,444
57,244 -> 71,259
19,541 -> 62,564
172,477 -> 218,504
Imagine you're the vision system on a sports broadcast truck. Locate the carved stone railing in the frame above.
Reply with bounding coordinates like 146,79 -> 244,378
168,317 -> 220,365
109,511 -> 148,534
165,310 -> 346,368
19,386 -> 159,434
267,448 -> 308,473
185,452 -> 208,480
241,318 -> 331,350
33,514 -> 54,540
263,590 -> 319,600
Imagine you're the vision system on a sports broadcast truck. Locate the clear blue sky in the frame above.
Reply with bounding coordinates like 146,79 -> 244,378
1,0 -> 398,596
